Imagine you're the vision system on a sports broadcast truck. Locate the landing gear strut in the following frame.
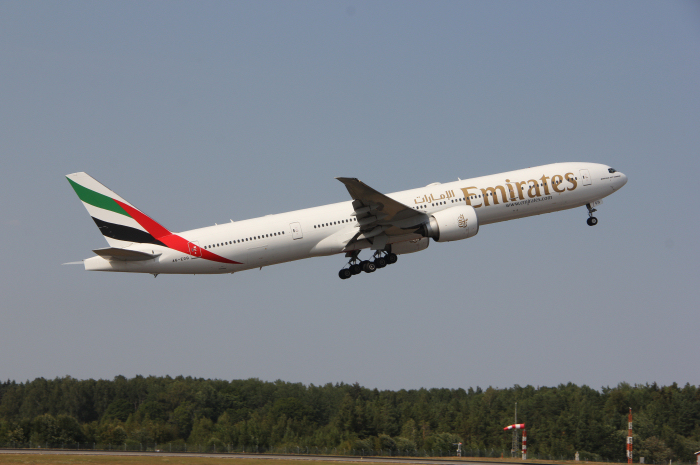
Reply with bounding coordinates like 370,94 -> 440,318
586,203 -> 598,226
338,250 -> 398,280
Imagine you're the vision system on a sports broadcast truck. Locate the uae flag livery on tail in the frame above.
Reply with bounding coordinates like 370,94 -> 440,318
66,173 -> 166,248
66,172 -> 240,264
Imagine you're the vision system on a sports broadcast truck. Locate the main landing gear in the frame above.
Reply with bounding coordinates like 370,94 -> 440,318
586,203 -> 598,226
338,250 -> 398,280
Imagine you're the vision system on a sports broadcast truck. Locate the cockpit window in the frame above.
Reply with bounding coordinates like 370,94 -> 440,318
608,168 -> 617,173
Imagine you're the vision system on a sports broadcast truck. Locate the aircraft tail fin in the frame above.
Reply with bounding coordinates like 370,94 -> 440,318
66,172 -> 172,248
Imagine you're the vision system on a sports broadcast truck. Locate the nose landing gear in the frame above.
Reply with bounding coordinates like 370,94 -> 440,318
338,250 -> 398,279
586,203 -> 598,226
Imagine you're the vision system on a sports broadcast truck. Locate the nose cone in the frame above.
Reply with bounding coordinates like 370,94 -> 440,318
616,172 -> 628,189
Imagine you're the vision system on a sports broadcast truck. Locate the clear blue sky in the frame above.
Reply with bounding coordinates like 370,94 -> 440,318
1,1 -> 698,390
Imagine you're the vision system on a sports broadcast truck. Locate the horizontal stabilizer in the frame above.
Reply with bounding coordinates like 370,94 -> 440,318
62,261 -> 84,265
92,247 -> 160,261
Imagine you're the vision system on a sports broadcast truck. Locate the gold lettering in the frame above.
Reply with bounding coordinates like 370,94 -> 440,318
551,174 -> 565,193
565,172 -> 577,191
459,186 -> 481,208
505,179 -> 517,201
516,181 -> 526,200
540,175 -> 551,195
481,185 -> 507,206
527,179 -> 541,198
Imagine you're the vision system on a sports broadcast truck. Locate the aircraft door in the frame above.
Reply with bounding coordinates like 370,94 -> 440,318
290,222 -> 303,240
188,241 -> 202,258
580,169 -> 592,186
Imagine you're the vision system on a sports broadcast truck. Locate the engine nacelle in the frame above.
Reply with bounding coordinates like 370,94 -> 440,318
420,205 -> 479,242
391,237 -> 430,255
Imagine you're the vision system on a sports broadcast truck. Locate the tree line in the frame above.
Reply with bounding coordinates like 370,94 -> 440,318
0,377 -> 698,462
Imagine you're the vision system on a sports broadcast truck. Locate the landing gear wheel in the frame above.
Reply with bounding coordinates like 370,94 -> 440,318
361,260 -> 376,273
338,268 -> 352,280
386,253 -> 398,264
350,264 -> 362,275
374,257 -> 387,268
585,203 -> 599,227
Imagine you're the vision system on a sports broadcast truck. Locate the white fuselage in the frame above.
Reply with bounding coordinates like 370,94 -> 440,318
83,162 -> 627,274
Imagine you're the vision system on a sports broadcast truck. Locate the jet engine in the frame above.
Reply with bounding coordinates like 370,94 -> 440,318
418,205 -> 479,242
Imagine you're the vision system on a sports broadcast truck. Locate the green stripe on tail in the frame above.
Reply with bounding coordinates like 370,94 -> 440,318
67,178 -> 130,217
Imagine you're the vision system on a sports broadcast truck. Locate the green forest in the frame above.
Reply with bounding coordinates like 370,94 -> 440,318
0,377 -> 698,463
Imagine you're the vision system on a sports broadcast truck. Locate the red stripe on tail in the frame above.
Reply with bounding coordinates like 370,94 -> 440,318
114,200 -> 241,265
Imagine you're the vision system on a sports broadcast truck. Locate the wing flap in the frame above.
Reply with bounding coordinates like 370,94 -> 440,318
92,247 -> 160,261
336,177 -> 428,247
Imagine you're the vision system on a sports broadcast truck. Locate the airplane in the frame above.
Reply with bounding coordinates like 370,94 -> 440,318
65,162 -> 627,279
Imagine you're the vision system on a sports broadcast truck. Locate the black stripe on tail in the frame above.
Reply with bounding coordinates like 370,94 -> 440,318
92,217 -> 166,247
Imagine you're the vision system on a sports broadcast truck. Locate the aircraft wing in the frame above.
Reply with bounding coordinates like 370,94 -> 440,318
336,177 -> 428,248
92,247 -> 161,261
